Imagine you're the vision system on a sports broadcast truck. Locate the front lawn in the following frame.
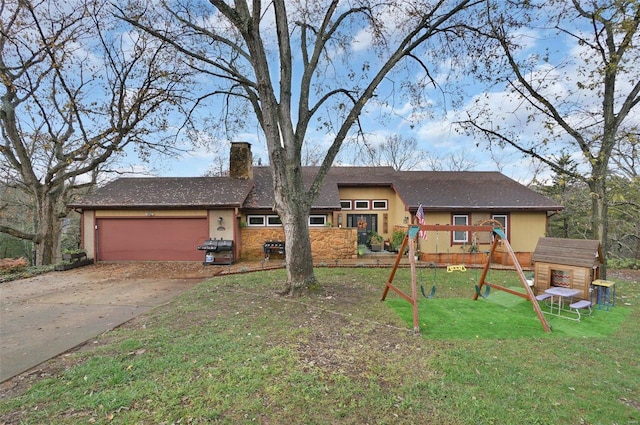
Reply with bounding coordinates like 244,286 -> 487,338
1,267 -> 638,424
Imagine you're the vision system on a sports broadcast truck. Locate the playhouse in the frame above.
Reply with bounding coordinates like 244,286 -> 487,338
531,237 -> 602,301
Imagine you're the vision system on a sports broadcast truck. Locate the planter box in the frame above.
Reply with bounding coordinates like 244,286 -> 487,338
55,258 -> 93,271
370,243 -> 383,252
56,252 -> 92,271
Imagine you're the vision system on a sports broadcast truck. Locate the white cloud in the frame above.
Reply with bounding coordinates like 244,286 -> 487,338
351,28 -> 374,52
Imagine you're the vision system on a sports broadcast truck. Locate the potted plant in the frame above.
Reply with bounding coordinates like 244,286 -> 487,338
368,231 -> 384,252
391,230 -> 405,253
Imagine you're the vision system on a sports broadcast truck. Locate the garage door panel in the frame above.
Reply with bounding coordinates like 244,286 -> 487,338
97,218 -> 208,261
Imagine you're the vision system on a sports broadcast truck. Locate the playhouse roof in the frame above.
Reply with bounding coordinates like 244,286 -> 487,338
532,237 -> 602,268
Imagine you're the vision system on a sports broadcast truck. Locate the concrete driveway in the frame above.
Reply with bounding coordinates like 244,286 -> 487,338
0,264 -> 208,383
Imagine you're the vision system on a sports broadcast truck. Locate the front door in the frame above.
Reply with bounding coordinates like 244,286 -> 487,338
347,214 -> 378,245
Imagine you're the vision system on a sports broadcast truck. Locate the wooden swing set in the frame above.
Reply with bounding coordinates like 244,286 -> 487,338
381,224 -> 551,335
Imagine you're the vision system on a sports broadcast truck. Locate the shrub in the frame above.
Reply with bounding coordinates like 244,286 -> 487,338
608,258 -> 640,270
0,257 -> 29,274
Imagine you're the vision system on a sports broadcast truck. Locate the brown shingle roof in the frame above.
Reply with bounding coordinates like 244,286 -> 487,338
395,171 -> 563,212
243,166 -> 397,209
69,177 -> 253,209
69,167 -> 563,213
532,237 -> 602,268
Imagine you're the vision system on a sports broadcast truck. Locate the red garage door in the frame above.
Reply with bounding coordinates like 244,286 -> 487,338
96,218 -> 209,261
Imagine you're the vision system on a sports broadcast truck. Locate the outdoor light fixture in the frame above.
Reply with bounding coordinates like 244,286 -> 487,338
403,216 -> 409,224
218,216 -> 223,225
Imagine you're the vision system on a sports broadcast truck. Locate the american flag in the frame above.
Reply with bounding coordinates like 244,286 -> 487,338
416,203 -> 427,240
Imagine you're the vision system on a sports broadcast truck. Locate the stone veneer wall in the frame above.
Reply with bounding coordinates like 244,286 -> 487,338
240,227 -> 358,260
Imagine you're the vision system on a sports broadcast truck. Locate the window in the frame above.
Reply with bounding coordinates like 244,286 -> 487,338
309,215 -> 326,226
354,200 -> 370,210
453,214 -> 469,243
492,214 -> 508,235
266,215 -> 282,226
551,269 -> 571,288
372,200 -> 388,210
340,200 -> 352,210
247,215 -> 265,226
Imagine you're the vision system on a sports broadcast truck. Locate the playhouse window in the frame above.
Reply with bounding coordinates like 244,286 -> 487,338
551,269 -> 571,288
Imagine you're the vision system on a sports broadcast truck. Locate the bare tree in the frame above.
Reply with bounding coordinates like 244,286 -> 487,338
609,133 -> 640,261
457,0 -> 640,276
120,0 -> 479,295
358,135 -> 427,170
0,0 -> 191,264
301,141 -> 325,167
424,151 -> 475,171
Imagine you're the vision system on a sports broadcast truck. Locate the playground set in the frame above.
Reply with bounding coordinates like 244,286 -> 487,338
381,224 -> 552,334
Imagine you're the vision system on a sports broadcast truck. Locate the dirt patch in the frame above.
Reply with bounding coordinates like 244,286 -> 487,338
73,261 -> 245,280
608,268 -> 640,283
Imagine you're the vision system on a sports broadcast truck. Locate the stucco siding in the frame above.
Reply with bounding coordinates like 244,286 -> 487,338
337,186 -> 406,240
82,210 -> 95,260
208,210 -> 235,241
509,212 -> 547,252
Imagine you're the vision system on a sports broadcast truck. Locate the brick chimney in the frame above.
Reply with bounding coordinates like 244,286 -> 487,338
229,142 -> 253,179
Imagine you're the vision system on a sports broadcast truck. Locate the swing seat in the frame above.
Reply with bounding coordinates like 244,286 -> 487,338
421,284 -> 436,299
475,284 -> 491,298
447,264 -> 467,272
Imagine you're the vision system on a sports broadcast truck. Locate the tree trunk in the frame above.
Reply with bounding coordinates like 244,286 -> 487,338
273,168 -> 317,296
589,178 -> 609,279
33,190 -> 62,266
280,208 -> 317,296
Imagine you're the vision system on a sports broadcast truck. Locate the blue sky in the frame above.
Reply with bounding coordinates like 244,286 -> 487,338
113,1 -> 634,186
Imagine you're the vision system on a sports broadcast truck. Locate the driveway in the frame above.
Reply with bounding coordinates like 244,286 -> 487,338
0,263 -> 222,383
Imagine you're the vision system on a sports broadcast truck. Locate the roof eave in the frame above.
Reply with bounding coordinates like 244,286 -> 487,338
421,206 -> 564,212
69,203 -> 245,210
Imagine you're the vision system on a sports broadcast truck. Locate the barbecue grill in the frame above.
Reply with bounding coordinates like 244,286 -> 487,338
197,239 -> 234,265
263,241 -> 285,260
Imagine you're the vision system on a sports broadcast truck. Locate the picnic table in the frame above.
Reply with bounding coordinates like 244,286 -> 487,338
538,286 -> 592,321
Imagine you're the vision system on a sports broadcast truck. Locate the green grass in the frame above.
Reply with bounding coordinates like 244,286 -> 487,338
1,267 -> 639,424
387,276 -> 631,339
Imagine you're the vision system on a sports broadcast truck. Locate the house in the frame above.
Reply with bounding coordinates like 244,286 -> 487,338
68,142 -> 563,264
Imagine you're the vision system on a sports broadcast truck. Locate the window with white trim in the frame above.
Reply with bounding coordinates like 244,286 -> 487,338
340,200 -> 352,210
453,214 -> 469,243
372,200 -> 387,210
309,215 -> 326,226
266,215 -> 282,226
354,200 -> 370,210
247,215 -> 265,226
492,214 -> 508,235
